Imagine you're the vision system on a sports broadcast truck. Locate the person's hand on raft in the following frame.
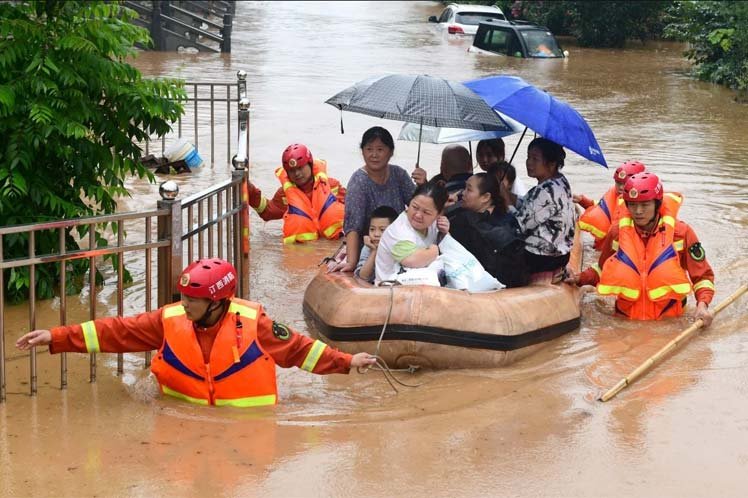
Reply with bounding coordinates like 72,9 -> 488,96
563,267 -> 581,286
16,330 -> 52,350
436,215 -> 450,234
327,257 -> 356,273
350,352 -> 377,370
411,165 -> 427,186
694,301 -> 714,327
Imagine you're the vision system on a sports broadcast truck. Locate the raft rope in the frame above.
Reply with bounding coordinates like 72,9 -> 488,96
357,282 -> 424,393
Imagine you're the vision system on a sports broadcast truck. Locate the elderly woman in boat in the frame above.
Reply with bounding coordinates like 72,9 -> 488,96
448,165 -> 529,288
329,126 -> 416,272
375,181 -> 450,284
499,137 -> 575,283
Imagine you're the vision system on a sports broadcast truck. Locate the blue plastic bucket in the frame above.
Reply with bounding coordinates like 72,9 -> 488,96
183,147 -> 203,168
164,139 -> 203,168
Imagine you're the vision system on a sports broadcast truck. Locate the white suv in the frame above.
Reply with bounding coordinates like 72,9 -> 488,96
429,3 -> 506,35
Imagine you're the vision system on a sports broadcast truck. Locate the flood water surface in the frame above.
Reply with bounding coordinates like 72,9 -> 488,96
3,1 -> 748,497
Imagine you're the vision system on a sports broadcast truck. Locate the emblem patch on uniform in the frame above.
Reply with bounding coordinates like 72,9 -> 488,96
180,273 -> 190,286
617,170 -> 627,180
272,322 -> 291,340
628,188 -> 639,199
689,242 -> 705,261
288,158 -> 297,167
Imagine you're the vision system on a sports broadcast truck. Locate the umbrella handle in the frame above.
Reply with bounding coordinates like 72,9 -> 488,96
416,118 -> 423,167
509,126 -> 528,164
339,106 -> 344,134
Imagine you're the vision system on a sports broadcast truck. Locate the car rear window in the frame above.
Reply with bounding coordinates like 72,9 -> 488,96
474,27 -> 522,56
455,12 -> 505,25
520,30 -> 563,58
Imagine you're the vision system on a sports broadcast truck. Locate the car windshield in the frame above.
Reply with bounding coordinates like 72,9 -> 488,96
520,30 -> 563,58
455,12 -> 505,25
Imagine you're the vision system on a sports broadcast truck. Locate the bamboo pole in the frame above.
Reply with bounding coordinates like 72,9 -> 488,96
599,283 -> 748,402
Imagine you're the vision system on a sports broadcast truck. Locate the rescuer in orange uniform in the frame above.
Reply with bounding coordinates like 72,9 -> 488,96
247,143 -> 346,244
566,173 -> 715,325
16,258 -> 376,407
574,160 -> 647,249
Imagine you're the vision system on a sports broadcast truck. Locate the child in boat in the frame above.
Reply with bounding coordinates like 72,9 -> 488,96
476,139 -> 528,196
375,180 -> 450,284
355,205 -> 399,283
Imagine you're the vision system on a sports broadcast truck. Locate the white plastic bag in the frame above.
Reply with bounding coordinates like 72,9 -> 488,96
438,234 -> 505,291
391,258 -> 444,287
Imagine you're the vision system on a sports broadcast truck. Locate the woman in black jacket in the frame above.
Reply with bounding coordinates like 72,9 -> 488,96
448,165 -> 529,288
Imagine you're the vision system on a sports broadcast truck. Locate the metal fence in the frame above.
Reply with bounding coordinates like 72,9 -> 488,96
0,71 -> 251,402
143,72 -> 245,167
125,1 -> 236,53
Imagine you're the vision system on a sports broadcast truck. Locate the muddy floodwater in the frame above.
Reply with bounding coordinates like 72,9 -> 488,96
3,1 -> 748,497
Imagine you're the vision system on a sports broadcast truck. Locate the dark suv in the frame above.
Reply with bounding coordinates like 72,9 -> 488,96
468,20 -> 565,58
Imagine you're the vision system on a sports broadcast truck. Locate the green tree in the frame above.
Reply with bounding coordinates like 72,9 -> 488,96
0,1 -> 186,302
665,1 -> 748,93
488,1 -> 672,46
565,1 -> 671,47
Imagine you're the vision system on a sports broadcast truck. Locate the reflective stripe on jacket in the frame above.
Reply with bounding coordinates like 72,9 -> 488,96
578,186 -> 620,249
597,199 -> 691,320
150,298 -> 278,407
276,159 -> 344,244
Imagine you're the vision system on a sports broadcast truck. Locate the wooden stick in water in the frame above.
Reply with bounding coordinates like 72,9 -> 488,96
599,283 -> 748,402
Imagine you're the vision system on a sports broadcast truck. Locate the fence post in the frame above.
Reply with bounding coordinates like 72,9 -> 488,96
150,1 -> 164,51
0,236 -> 5,403
233,71 -> 250,297
157,181 -> 183,307
221,13 -> 233,53
237,69 -> 247,100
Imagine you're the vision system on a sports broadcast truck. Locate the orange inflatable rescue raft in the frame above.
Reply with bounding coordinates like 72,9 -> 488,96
303,232 -> 583,369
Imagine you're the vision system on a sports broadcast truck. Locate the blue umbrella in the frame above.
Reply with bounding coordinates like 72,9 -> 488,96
464,75 -> 608,167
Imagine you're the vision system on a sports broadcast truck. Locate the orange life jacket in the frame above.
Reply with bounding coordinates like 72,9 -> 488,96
597,198 -> 691,320
275,159 -> 344,244
578,186 -> 621,249
150,298 -> 278,407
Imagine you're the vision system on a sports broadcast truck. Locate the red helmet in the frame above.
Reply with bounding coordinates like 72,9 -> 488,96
282,143 -> 313,172
177,258 -> 237,301
614,160 -> 646,183
623,173 -> 663,202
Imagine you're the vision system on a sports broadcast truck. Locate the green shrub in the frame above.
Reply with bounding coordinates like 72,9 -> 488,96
0,1 -> 186,302
665,1 -> 748,92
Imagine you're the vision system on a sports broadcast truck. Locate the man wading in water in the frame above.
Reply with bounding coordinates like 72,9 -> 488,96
16,258 -> 376,407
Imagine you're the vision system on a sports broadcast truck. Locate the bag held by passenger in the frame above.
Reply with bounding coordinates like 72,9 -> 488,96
438,234 -> 504,291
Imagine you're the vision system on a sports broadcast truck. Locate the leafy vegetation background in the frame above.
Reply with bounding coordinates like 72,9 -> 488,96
0,1 -> 186,302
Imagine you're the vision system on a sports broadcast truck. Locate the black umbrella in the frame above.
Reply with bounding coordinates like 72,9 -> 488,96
325,74 -> 512,165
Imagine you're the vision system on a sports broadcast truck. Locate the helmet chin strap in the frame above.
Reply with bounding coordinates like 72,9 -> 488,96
195,299 -> 228,328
